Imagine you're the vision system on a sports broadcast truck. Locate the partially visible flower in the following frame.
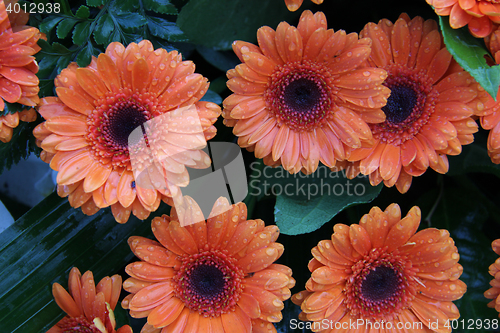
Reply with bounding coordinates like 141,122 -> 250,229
33,40 -> 220,223
342,14 -> 484,193
0,0 -> 41,112
0,108 -> 36,142
223,10 -> 390,174
292,203 -> 466,333
48,267 -> 132,333
484,239 -> 500,315
283,0 -> 323,12
426,0 -> 498,38
478,28 -> 500,164
122,197 -> 294,333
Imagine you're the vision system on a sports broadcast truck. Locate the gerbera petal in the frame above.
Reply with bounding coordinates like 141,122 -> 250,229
57,154 -> 95,186
384,206 -> 421,253
379,143 -> 401,180
362,22 -> 391,67
221,306 -> 252,333
257,26 -> 283,66
55,87 -> 94,116
271,125 -> 289,161
284,25 -> 303,63
117,171 -> 136,208
238,293 -> 261,319
126,261 -> 175,282
411,296 -> 452,333
52,283 -> 82,317
450,3 -> 473,29
304,28 -> 328,60
327,40 -> 371,74
275,22 -> 291,63
129,281 -> 174,311
468,16 -> 493,38
83,162 -> 112,193
45,116 -> 87,136
147,296 -> 185,328
415,30 -> 442,72
238,243 -> 283,273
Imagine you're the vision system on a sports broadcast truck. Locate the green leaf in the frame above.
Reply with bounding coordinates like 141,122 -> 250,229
111,0 -> 139,13
0,121 -> 40,174
86,0 -> 106,7
76,42 -> 96,67
75,5 -> 90,19
200,89 -> 222,105
72,21 -> 91,45
0,192 -> 161,332
249,165 -> 382,235
93,14 -> 114,45
36,40 -> 72,80
440,16 -> 500,100
196,45 -> 240,72
143,0 -> 177,14
146,16 -> 186,42
39,15 -> 64,35
56,17 -> 79,40
113,12 -> 147,31
1,102 -> 26,116
177,0 -> 299,50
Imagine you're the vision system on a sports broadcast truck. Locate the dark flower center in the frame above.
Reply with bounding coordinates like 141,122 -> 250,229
174,250 -> 244,317
105,101 -> 149,148
344,248 -> 417,320
265,61 -> 332,131
283,78 -> 323,113
190,264 -> 225,297
87,89 -> 157,168
361,265 -> 399,302
371,65 -> 436,145
382,85 -> 417,125
58,316 -> 101,333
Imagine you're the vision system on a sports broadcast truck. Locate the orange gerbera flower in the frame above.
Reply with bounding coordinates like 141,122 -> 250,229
0,107 -> 36,142
223,10 -> 390,174
426,0 -> 499,38
342,14 -> 484,193
0,0 -> 41,112
33,40 -> 221,223
49,267 -> 132,333
484,239 -> 500,315
292,203 -> 466,333
478,29 -> 500,163
122,197 -> 295,333
283,0 -> 323,12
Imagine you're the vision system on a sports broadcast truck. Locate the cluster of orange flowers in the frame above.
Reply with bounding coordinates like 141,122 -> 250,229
3,0 -> 500,332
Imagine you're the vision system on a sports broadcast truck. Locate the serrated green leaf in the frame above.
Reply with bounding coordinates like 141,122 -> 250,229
36,40 -> 72,80
86,0 -> 106,7
72,21 -> 91,45
143,0 -> 177,14
146,16 -> 186,42
1,102 -> 26,116
39,15 -> 64,35
0,121 -> 40,174
177,0 -> 299,50
76,42 -> 95,67
75,5 -> 90,19
249,165 -> 382,235
94,14 -> 114,45
0,192 -> 161,332
113,12 -> 147,31
440,16 -> 500,100
111,0 -> 139,13
56,17 -> 79,40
